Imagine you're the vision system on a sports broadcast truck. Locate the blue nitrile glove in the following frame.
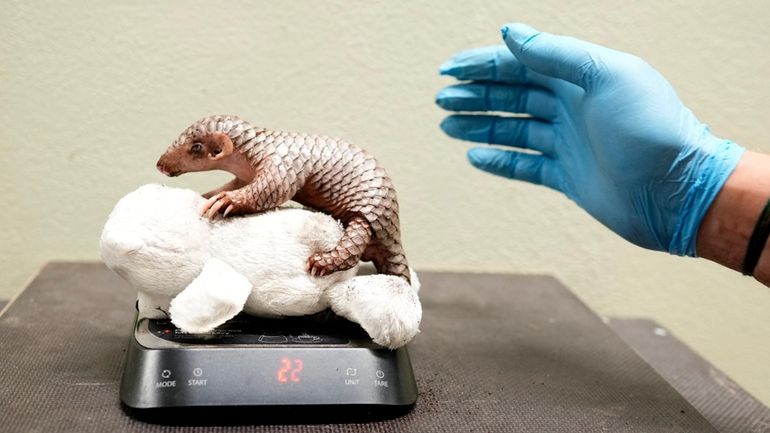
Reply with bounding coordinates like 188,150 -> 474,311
436,23 -> 745,256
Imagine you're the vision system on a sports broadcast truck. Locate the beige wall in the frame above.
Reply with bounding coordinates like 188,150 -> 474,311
2,0 -> 769,404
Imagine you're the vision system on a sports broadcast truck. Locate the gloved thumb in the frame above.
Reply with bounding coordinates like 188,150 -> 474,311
501,23 -> 605,91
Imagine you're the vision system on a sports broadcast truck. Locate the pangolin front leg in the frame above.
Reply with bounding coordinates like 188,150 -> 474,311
307,215 -> 372,277
201,166 -> 300,218
202,177 -> 248,199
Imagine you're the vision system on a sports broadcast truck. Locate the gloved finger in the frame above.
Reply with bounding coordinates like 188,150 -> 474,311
439,45 -> 555,88
501,23 -> 609,92
467,147 -> 561,191
441,115 -> 555,156
435,82 -> 558,121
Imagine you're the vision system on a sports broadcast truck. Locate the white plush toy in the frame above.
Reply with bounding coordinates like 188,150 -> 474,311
100,184 -> 421,349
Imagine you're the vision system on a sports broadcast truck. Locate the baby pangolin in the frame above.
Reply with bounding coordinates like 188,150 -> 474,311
156,115 -> 410,282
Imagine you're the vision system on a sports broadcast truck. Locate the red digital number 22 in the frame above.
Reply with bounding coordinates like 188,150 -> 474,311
277,358 -> 304,383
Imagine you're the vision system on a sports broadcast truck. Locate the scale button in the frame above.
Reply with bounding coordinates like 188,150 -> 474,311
193,368 -> 203,377
258,335 -> 288,344
156,370 -> 177,389
293,334 -> 323,344
346,368 -> 357,376
373,370 -> 388,388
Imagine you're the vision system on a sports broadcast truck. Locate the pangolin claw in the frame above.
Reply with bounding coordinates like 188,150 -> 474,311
223,204 -> 234,218
201,192 -> 236,220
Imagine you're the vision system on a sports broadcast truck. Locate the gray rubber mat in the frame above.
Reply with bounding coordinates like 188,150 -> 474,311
609,318 -> 770,433
0,263 -> 719,432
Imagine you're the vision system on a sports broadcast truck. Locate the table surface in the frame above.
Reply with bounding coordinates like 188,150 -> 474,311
608,318 -> 770,433
0,262 -> 725,432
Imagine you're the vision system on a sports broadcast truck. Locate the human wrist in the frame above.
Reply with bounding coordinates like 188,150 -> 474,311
669,139 -> 745,256
696,151 -> 770,284
752,224 -> 770,286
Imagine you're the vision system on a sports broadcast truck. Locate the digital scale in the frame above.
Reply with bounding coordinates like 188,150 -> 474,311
120,311 -> 418,423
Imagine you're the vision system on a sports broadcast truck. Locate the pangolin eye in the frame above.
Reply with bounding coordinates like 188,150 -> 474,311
191,142 -> 203,153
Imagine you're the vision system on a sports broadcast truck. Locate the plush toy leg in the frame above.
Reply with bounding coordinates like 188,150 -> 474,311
137,291 -> 173,319
169,258 -> 252,333
325,269 -> 422,349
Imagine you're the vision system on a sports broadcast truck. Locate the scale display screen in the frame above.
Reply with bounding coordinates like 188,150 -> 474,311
277,357 -> 304,383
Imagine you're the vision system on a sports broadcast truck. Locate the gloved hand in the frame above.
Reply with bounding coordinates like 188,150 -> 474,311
436,23 -> 744,255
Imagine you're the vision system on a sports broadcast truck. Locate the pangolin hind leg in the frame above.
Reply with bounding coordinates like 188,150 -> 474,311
364,240 -> 411,283
307,215 -> 372,277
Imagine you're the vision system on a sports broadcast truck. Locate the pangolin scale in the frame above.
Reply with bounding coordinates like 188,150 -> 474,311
156,114 -> 410,282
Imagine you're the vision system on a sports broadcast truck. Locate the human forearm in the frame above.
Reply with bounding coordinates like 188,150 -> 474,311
696,151 -> 770,285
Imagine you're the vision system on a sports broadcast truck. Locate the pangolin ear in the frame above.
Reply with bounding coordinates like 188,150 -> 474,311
210,134 -> 234,160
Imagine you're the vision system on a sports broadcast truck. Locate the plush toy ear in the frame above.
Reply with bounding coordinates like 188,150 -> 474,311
169,258 -> 252,333
209,134 -> 234,161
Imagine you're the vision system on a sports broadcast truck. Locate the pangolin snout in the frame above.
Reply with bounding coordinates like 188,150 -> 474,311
156,159 -> 180,177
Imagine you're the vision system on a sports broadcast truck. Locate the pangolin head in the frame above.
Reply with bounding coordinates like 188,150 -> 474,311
156,114 -> 257,177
